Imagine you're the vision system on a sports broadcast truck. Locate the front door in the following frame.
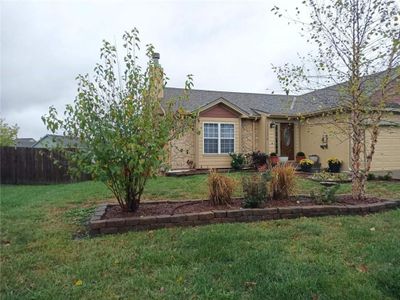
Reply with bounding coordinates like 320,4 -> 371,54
280,123 -> 294,160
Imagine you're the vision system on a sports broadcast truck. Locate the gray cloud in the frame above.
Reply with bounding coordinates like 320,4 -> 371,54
1,0 -> 311,139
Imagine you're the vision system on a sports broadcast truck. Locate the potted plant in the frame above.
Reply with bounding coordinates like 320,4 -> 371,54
327,157 -> 342,173
269,152 -> 280,166
251,151 -> 268,171
295,151 -> 306,163
299,158 -> 314,172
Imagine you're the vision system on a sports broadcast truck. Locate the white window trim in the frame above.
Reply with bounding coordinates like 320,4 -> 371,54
203,122 -> 235,155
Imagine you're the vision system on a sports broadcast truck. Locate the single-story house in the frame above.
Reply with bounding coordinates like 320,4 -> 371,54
32,134 -> 81,149
14,138 -> 37,148
164,71 -> 400,172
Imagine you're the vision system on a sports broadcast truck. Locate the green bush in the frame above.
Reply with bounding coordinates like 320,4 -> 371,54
378,172 -> 393,181
229,153 -> 246,170
310,184 -> 340,204
241,172 -> 271,208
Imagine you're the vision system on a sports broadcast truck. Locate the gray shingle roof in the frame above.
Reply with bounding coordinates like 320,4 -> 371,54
164,88 -> 299,116
164,68 -> 399,117
14,138 -> 37,148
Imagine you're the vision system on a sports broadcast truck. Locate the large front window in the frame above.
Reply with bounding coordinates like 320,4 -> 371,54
204,123 -> 234,154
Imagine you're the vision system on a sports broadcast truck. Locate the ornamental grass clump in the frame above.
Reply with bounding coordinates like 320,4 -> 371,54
241,172 -> 271,208
207,170 -> 236,206
271,164 -> 296,200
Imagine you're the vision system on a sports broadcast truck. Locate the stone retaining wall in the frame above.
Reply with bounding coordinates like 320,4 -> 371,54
89,200 -> 400,235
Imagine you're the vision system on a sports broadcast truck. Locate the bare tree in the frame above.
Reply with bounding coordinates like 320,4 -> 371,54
272,0 -> 400,200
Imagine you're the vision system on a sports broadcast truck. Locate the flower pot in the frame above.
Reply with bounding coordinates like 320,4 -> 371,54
270,156 -> 279,166
280,156 -> 289,163
328,163 -> 341,173
301,165 -> 312,172
296,155 -> 306,163
257,164 -> 268,172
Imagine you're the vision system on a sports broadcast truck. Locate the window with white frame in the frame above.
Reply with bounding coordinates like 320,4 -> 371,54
203,123 -> 234,154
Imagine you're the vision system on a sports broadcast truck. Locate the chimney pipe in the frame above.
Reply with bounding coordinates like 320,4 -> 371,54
152,52 -> 160,65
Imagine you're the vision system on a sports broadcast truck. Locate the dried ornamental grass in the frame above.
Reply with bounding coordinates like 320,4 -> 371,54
207,169 -> 236,206
271,164 -> 296,200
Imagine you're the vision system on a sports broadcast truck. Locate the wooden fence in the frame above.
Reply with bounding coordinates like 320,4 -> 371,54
0,147 -> 91,184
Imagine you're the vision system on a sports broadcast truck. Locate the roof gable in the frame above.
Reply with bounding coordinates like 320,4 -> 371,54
199,102 -> 242,118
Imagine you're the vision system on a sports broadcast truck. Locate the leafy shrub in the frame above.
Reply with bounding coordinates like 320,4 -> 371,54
310,184 -> 340,204
377,172 -> 392,181
270,152 -> 277,157
241,172 -> 271,208
207,170 -> 236,206
296,151 -> 305,157
312,171 -> 349,182
250,151 -> 268,168
271,164 -> 296,200
230,153 -> 245,170
367,172 -> 392,181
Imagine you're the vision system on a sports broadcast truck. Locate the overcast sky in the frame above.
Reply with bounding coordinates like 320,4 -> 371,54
1,0 -> 312,139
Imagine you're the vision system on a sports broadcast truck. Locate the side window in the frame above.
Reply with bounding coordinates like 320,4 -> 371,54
204,123 -> 219,154
220,124 -> 234,153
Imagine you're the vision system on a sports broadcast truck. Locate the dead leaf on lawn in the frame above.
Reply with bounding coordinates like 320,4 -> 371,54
73,279 -> 83,286
312,294 -> 319,300
357,264 -> 368,273
244,281 -> 257,289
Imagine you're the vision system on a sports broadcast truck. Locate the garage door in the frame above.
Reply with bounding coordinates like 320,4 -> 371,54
366,126 -> 400,171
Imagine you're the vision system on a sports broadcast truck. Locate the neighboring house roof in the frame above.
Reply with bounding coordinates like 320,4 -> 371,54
164,68 -> 399,117
14,138 -> 37,148
32,134 -> 81,148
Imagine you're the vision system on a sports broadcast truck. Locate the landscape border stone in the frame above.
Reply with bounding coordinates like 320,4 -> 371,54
89,198 -> 400,235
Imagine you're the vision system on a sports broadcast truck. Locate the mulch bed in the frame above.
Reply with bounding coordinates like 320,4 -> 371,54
102,195 -> 385,220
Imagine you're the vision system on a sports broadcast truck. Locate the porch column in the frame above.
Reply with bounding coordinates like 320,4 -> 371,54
258,115 -> 267,152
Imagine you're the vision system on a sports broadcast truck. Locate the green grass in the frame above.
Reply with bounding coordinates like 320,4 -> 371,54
1,175 -> 400,299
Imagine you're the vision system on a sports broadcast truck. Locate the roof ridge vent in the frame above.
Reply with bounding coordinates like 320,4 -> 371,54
290,96 -> 297,110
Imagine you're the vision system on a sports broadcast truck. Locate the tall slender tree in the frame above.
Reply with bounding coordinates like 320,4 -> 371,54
272,0 -> 400,200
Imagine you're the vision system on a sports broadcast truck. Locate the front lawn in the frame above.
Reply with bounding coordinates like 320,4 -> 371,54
1,175 -> 399,299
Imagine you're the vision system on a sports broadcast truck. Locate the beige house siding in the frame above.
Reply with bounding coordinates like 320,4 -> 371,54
299,116 -> 350,170
197,117 -> 240,168
170,130 -> 196,169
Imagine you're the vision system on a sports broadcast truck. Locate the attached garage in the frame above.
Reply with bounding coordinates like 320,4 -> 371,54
366,123 -> 400,171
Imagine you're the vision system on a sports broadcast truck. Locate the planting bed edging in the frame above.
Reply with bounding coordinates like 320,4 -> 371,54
89,199 -> 400,235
